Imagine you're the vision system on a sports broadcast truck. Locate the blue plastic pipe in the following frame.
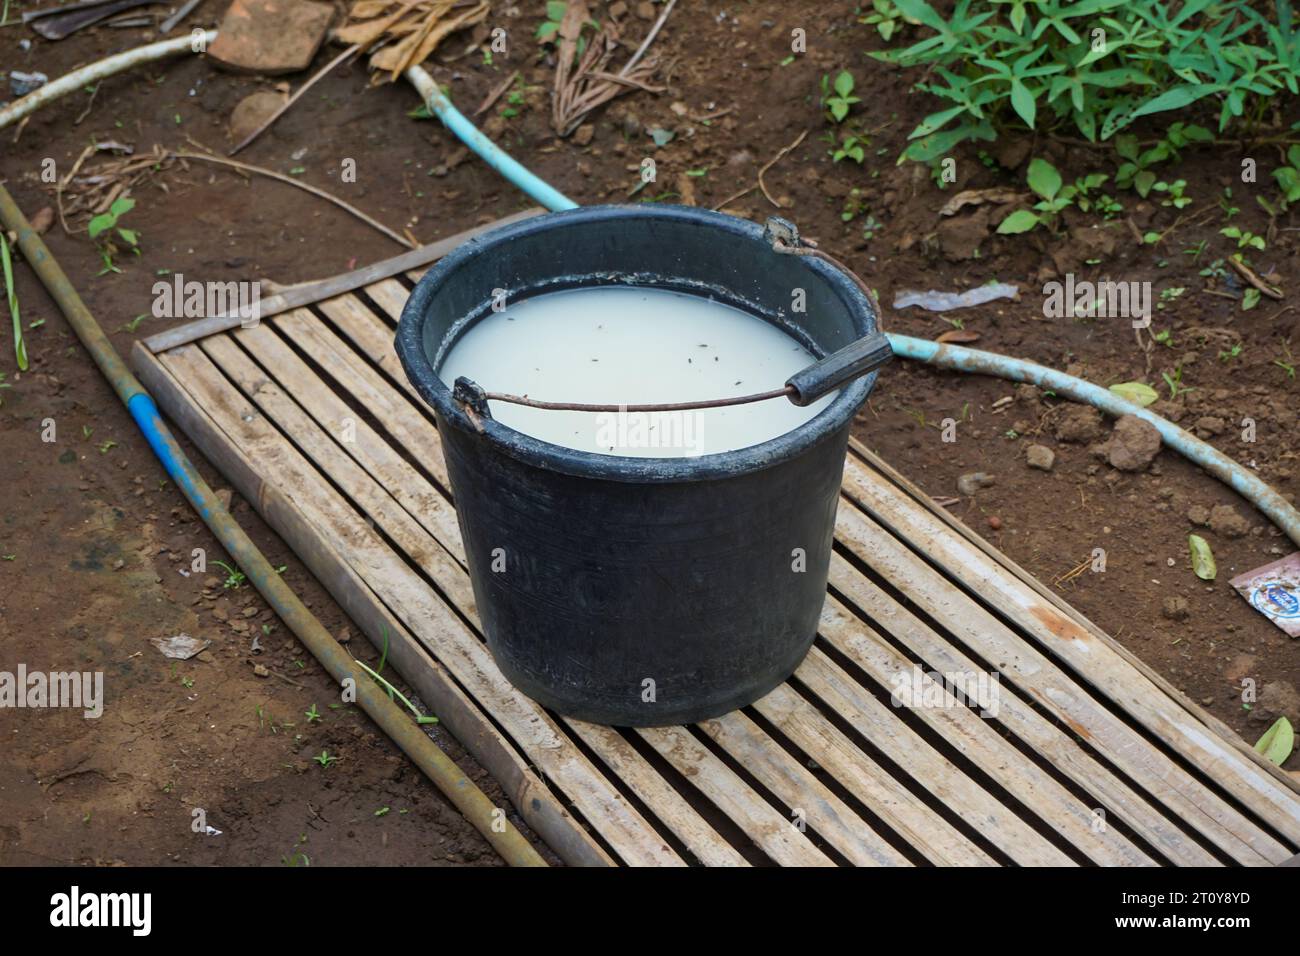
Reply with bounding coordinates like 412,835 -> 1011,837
888,334 -> 1300,545
406,66 -> 578,212
405,64 -> 1300,548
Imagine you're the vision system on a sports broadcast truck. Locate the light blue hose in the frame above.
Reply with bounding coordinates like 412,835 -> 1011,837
407,65 -> 1300,547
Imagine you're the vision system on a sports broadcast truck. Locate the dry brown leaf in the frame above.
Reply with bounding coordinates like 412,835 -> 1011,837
939,187 -> 1024,217
335,0 -> 429,50
935,328 -> 982,344
369,0 -> 489,80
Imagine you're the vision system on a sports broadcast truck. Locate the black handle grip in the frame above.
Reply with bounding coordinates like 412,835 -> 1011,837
785,331 -> 892,407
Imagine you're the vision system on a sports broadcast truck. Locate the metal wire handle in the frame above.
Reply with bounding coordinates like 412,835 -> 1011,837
455,218 -> 892,421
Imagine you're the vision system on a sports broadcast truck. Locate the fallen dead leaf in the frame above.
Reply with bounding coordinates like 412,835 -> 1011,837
940,187 -> 1024,217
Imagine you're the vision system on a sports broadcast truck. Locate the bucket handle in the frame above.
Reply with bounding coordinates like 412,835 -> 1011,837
452,217 -> 892,425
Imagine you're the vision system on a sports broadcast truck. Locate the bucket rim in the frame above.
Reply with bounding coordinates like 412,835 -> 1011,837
395,203 -> 879,483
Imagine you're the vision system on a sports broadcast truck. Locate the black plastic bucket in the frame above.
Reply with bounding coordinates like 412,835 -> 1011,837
396,205 -> 882,726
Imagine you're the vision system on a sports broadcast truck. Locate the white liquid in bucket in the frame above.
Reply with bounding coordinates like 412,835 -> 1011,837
438,286 -> 834,457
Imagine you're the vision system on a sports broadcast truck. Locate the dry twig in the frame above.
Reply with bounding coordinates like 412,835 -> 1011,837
713,129 -> 809,212
551,0 -> 671,137
230,44 -> 361,155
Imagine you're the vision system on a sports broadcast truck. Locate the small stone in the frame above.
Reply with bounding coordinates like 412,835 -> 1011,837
1194,416 -> 1225,437
572,123 -> 595,146
337,627 -> 352,644
112,558 -> 125,571
956,471 -> 995,496
228,91 -> 287,143
1208,504 -> 1250,539
204,576 -> 220,588
635,1 -> 655,19
1249,680 -> 1300,724
1026,444 -> 1055,471
197,651 -> 215,664
1106,415 -> 1162,472
1187,504 -> 1210,527
1161,596 -> 1190,621
987,516 -> 1002,531
1053,405 -> 1104,444
1224,653 -> 1256,683
215,487 -> 234,511
241,606 -> 258,618
608,0 -> 628,16
253,664 -> 270,678
10,71 -> 48,97
207,0 -> 334,75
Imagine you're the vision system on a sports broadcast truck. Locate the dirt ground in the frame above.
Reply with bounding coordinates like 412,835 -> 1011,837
1,0 -> 1297,867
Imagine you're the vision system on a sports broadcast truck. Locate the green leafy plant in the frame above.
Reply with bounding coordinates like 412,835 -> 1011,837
873,0 -> 1300,162
1162,364 -> 1195,400
314,750 -> 337,768
831,130 -> 870,163
1273,144 -> 1300,203
860,214 -> 884,241
858,0 -> 917,40
1276,341 -> 1297,378
998,158 -> 1081,232
821,70 -> 861,122
281,833 -> 310,867
88,196 -> 140,276
354,657 -> 440,726
535,1 -> 567,43
1221,226 -> 1266,250
1153,178 -> 1192,208
0,234 -> 26,371
212,559 -> 246,589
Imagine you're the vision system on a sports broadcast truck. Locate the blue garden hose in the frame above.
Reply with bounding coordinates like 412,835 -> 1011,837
405,63 -> 1300,548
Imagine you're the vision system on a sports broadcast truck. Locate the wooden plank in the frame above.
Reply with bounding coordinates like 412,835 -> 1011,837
273,308 -> 451,491
751,683 -> 994,866
566,721 -> 749,867
637,727 -> 835,866
795,647 -> 1075,866
697,711 -> 912,866
142,208 -> 543,353
133,342 -> 612,866
316,293 -> 427,407
826,552 -> 1220,867
363,277 -> 410,325
831,493 -> 1290,864
157,341 -> 682,865
816,595 -> 1155,866
235,319 -> 464,563
849,437 -> 1300,802
840,453 -> 1300,850
204,331 -> 475,610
